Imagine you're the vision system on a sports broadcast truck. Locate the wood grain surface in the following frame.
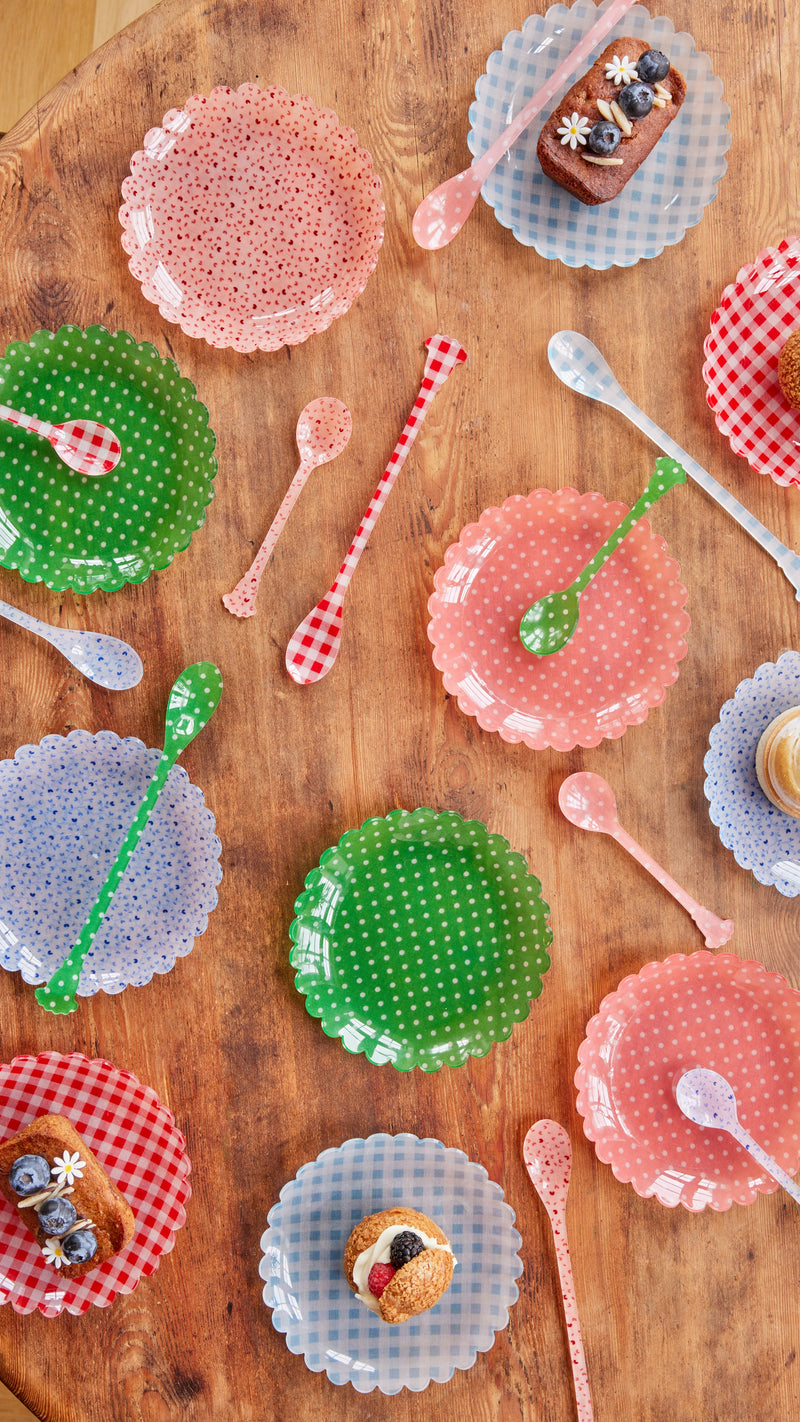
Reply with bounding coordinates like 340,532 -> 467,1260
0,0 -> 798,1419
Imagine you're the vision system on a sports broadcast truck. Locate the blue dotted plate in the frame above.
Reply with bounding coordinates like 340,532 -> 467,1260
0,730 -> 222,994
259,1133 -> 523,1394
704,652 -> 800,896
468,1 -> 730,268
290,808 -> 552,1071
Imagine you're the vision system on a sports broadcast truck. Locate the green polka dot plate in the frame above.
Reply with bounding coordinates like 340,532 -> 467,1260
0,326 -> 217,592
289,808 -> 552,1071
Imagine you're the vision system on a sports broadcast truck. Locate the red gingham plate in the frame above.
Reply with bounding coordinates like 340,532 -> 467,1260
0,1053 -> 190,1316
702,236 -> 800,488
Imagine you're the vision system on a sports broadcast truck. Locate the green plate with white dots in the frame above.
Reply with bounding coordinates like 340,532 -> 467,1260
0,325 -> 217,592
289,807 -> 552,1072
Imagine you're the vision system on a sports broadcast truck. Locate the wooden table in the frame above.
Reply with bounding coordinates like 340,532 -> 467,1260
0,0 -> 798,1417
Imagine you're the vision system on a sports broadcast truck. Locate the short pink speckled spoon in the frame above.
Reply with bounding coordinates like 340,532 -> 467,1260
524,1121 -> 594,1422
223,398 -> 352,618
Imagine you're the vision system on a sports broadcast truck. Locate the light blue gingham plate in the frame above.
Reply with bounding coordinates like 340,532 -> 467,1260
259,1133 -> 523,1394
468,1 -> 730,268
704,652 -> 800,897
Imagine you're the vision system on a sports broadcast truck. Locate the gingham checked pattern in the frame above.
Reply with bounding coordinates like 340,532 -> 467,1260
0,1053 -> 190,1316
285,335 -> 467,685
702,237 -> 800,488
0,404 -> 121,476
259,1133 -> 523,1394
467,0 -> 730,269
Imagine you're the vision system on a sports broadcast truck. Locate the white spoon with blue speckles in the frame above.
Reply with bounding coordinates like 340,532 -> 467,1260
676,1068 -> 800,1205
0,599 -> 142,690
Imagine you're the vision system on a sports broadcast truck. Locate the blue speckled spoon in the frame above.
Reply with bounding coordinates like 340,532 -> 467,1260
0,599 -> 142,689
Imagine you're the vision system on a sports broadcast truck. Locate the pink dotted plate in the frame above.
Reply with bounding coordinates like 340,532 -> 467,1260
575,952 -> 800,1211
0,1053 -> 190,1315
702,236 -> 800,487
120,84 -> 384,353
427,487 -> 689,753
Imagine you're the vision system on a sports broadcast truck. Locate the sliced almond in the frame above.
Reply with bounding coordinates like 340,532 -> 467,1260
654,83 -> 672,101
609,100 -> 633,137
596,99 -> 614,122
18,1182 -> 74,1211
581,155 -> 624,166
653,97 -> 667,108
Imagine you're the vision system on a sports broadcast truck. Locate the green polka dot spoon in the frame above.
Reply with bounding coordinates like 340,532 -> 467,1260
35,661 -> 223,1015
519,458 -> 687,657
0,401 -> 121,477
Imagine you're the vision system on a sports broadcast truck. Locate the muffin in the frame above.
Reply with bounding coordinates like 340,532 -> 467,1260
778,330 -> 800,410
343,1206 -> 455,1323
755,706 -> 800,817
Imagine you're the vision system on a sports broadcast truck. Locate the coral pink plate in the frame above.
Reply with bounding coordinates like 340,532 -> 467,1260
0,1053 -> 190,1314
575,952 -> 800,1211
120,84 -> 384,353
427,487 -> 689,752
702,236 -> 800,487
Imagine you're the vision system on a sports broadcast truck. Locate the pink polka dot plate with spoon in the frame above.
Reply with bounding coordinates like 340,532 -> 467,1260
575,951 -> 800,1211
427,486 -> 689,752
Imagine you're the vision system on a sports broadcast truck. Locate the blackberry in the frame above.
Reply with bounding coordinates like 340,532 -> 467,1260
390,1230 -> 426,1269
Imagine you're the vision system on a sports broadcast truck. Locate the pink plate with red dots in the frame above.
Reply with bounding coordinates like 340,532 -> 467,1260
427,487 -> 689,753
702,236 -> 800,488
120,84 -> 385,353
575,952 -> 800,1212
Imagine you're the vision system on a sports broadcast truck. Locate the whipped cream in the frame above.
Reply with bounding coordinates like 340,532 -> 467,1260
352,1223 -> 453,1313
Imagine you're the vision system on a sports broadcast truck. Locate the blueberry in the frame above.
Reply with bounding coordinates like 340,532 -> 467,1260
390,1230 -> 427,1269
587,121 -> 621,157
636,49 -> 670,84
8,1155 -> 50,1197
61,1230 -> 97,1266
37,1196 -> 77,1235
618,82 -> 655,119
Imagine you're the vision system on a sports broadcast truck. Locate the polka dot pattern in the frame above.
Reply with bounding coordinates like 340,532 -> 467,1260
575,951 -> 800,1211
427,487 -> 690,752
120,84 -> 385,353
289,808 -> 552,1072
0,325 -> 217,593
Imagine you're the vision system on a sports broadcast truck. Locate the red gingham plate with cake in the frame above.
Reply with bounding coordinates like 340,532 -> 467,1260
0,1053 -> 190,1315
702,236 -> 800,488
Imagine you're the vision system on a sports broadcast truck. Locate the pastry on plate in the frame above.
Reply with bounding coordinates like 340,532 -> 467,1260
778,330 -> 800,409
755,706 -> 800,817
343,1206 -> 455,1323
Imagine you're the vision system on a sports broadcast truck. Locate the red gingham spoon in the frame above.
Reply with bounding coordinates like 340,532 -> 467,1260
285,334 -> 467,685
0,401 -> 121,476
524,1121 -> 594,1422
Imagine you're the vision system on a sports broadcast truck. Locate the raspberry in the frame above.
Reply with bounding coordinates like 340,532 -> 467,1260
389,1230 -> 426,1269
367,1262 -> 396,1298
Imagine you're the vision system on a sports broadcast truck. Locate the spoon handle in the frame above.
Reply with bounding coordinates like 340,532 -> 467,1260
0,403 -> 53,437
223,457 -> 313,618
574,458 -> 686,592
611,825 -> 734,948
547,1211 -> 595,1422
731,1122 -> 800,1206
614,389 -> 800,601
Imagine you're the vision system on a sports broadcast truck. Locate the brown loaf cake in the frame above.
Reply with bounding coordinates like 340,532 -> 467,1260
344,1207 -> 454,1324
0,1114 -> 135,1279
537,37 -> 686,205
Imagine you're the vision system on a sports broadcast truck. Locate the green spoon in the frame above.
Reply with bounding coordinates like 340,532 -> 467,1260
519,457 -> 687,656
35,662 -> 223,1015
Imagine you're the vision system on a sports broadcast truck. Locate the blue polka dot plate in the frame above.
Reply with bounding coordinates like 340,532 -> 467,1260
289,807 -> 552,1071
0,326 -> 217,592
468,1 -> 730,268
259,1133 -> 523,1393
704,652 -> 800,897
0,729 -> 222,995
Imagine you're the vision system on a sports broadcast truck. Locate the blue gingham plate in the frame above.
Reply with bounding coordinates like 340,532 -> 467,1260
704,652 -> 800,897
0,729 -> 222,993
468,1 -> 730,267
259,1133 -> 523,1394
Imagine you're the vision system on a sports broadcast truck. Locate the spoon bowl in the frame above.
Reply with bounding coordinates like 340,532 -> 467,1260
676,1067 -> 800,1206
0,599 -> 142,690
0,402 -> 121,477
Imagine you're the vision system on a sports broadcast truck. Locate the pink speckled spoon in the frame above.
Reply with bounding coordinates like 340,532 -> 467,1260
559,772 -> 734,949
524,1121 -> 594,1422
223,398 -> 352,618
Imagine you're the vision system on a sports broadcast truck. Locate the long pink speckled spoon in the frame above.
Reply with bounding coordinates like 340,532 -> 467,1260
524,1121 -> 594,1422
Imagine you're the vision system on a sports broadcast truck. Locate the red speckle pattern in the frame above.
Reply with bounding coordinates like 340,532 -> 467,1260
120,84 -> 385,353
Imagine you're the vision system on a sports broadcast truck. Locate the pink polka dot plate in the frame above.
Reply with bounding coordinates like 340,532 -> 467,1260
702,236 -> 800,488
575,952 -> 800,1211
427,487 -> 689,753
0,1052 -> 190,1315
120,84 -> 385,353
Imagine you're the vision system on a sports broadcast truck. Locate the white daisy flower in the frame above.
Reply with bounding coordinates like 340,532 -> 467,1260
556,113 -> 592,150
604,54 -> 639,85
42,1237 -> 65,1269
51,1151 -> 85,1187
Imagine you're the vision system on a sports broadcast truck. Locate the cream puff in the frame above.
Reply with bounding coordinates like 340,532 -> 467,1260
755,705 -> 800,817
778,330 -> 800,410
343,1206 -> 455,1323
